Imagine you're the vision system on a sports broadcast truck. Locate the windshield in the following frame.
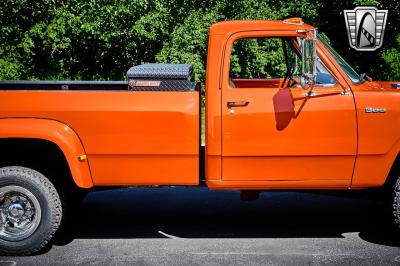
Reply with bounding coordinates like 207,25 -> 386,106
317,35 -> 363,84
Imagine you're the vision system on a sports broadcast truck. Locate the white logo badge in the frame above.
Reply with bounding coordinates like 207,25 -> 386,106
344,6 -> 388,51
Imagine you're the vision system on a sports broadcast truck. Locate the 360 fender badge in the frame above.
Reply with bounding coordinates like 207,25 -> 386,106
365,107 -> 386,113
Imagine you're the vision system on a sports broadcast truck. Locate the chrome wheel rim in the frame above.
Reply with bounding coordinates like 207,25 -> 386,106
0,186 -> 41,241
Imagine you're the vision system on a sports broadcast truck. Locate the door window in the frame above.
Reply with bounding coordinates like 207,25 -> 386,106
229,37 -> 335,88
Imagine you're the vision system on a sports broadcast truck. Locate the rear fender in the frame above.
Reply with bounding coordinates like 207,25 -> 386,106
0,118 -> 93,188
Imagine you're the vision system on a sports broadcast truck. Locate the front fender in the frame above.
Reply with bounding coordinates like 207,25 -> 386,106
0,118 -> 93,188
352,138 -> 400,189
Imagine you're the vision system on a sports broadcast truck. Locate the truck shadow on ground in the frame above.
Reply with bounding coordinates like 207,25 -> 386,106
53,187 -> 400,248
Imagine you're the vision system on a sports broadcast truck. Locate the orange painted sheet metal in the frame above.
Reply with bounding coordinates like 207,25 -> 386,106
222,156 -> 354,183
352,152 -> 398,189
221,87 -> 357,156
0,90 -> 200,186
220,84 -> 356,186
350,81 -> 400,188
314,34 -> 400,188
205,33 -> 224,182
209,20 -> 315,36
352,82 -> 400,155
90,155 -> 198,185
216,28 -> 357,187
0,118 -> 93,188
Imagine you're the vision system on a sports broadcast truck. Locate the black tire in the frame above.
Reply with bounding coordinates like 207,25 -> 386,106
393,175 -> 400,231
0,166 -> 62,255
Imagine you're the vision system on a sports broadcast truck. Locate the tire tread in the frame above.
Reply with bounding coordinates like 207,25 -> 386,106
0,166 -> 62,256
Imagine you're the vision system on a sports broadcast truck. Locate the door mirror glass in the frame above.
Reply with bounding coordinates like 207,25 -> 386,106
300,33 -> 317,89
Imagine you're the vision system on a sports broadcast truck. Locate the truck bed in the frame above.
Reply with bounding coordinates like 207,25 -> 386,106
0,82 -> 201,186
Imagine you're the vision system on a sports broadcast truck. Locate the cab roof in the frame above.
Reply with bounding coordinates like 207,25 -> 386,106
209,19 -> 315,35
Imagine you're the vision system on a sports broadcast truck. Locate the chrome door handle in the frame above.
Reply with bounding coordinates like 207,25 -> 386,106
227,101 -> 250,107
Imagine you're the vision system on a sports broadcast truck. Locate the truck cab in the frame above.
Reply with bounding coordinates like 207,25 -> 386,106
206,19 -> 400,191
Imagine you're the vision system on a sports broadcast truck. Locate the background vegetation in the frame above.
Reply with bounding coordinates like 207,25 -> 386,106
1,0 -> 399,97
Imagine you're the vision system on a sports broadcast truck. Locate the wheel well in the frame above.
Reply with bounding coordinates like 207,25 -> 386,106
0,138 -> 80,194
384,152 -> 400,190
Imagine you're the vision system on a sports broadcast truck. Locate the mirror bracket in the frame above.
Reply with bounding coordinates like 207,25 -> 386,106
315,58 -> 349,95
300,30 -> 318,90
305,90 -> 316,97
341,89 -> 351,95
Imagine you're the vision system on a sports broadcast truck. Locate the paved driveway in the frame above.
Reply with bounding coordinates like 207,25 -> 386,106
1,187 -> 399,265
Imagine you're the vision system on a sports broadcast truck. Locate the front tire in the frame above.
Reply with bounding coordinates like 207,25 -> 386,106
0,166 -> 62,255
393,175 -> 400,231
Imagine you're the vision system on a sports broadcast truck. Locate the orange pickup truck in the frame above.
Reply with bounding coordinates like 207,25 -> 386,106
0,18 -> 399,255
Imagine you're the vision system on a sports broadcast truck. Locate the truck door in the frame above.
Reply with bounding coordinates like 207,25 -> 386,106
221,32 -> 357,186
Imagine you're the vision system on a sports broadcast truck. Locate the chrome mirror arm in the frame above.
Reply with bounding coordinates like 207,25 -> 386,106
316,58 -> 349,94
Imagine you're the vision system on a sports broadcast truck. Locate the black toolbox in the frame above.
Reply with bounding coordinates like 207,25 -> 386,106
127,63 -> 194,91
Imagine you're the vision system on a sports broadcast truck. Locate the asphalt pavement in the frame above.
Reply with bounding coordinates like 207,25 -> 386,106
1,187 -> 400,265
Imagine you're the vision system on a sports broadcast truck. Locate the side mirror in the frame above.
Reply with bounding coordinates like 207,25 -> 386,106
300,32 -> 317,89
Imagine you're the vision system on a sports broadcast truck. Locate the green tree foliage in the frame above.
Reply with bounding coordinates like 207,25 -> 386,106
0,0 -> 178,80
156,0 -> 320,97
381,34 -> 400,80
156,9 -> 223,89
0,0 -> 399,89
229,38 -> 290,79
